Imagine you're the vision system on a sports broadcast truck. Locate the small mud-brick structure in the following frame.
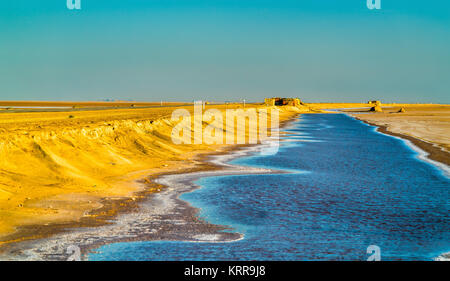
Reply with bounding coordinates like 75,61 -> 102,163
368,100 -> 382,106
265,97 -> 302,106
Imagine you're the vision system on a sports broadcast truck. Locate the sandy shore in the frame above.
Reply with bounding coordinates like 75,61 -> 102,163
349,105 -> 450,166
0,102 -> 304,258
0,128 -> 297,260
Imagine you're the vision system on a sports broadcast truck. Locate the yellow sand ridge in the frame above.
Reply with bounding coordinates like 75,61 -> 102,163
0,103 -> 306,242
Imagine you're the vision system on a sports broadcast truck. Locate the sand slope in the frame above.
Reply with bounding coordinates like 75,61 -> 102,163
0,104 -> 302,244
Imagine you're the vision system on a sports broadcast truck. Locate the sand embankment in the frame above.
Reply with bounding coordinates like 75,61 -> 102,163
0,144 -> 292,260
0,103 -> 305,247
350,104 -> 450,166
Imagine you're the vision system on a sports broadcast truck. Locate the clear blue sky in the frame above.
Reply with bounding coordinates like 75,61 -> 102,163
1,0 -> 449,103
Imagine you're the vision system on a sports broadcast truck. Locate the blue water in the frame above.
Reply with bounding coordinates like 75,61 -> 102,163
90,114 -> 449,261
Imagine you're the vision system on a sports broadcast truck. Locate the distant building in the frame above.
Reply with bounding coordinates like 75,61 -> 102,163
368,100 -> 382,106
265,97 -> 302,106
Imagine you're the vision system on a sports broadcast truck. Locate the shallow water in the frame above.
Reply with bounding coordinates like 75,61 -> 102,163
89,114 -> 449,261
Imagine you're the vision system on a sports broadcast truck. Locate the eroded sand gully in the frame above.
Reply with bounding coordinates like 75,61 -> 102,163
0,140 -> 293,261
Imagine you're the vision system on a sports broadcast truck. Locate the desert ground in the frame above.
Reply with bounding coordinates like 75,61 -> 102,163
308,103 -> 450,154
340,104 -> 450,166
349,105 -> 450,153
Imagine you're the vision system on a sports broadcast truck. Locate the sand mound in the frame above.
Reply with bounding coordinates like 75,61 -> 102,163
398,107 -> 406,113
369,105 -> 383,112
